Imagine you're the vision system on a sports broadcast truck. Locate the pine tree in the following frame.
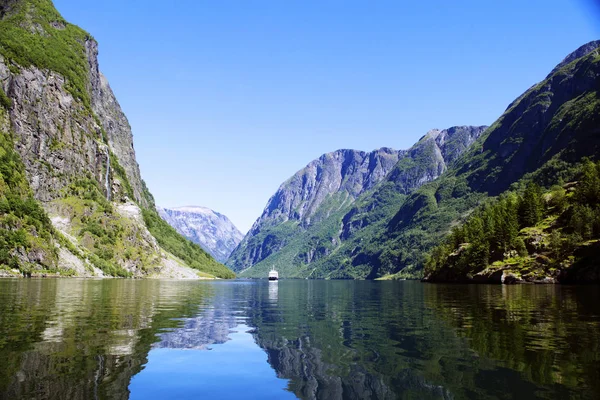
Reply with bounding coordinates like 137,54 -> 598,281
519,182 -> 544,227
575,159 -> 600,206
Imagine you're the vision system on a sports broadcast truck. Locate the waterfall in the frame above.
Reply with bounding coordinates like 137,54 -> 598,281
105,148 -> 111,201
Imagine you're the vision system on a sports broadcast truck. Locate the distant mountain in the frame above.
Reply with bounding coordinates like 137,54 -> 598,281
227,126 -> 487,278
159,206 -> 243,263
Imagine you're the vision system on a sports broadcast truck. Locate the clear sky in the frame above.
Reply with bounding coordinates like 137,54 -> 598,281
54,0 -> 599,233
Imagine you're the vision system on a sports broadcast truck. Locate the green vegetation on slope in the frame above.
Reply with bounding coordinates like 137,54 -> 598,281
142,209 -> 235,279
0,0 -> 92,108
425,159 -> 600,282
315,175 -> 487,280
0,108 -> 57,273
235,128 -> 485,280
53,177 -> 147,277
239,192 -> 355,278
304,129 -> 485,280
308,184 -> 410,279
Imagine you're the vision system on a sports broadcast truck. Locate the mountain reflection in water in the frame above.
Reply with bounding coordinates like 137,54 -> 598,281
0,279 -> 598,400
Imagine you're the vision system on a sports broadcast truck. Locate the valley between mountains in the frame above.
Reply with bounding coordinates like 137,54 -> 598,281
0,0 -> 599,283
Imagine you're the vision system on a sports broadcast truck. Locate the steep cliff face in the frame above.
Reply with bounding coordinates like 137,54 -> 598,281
87,39 -> 149,208
158,206 -> 243,263
228,126 -> 486,278
0,0 -> 233,278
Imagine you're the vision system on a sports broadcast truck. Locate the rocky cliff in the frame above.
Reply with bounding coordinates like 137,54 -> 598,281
228,126 -> 486,278
158,206 -> 243,263
252,147 -> 401,232
0,0 -> 233,278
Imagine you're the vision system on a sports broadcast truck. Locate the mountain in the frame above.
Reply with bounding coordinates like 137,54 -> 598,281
226,147 -> 401,274
422,42 -> 600,283
230,40 -> 600,280
363,40 -> 600,280
227,126 -> 487,278
0,0 -> 234,278
158,206 -> 243,263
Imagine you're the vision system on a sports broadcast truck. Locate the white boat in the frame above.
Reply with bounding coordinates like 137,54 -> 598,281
268,267 -> 279,281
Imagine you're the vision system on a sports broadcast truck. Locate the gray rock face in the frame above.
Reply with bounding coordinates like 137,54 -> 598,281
158,206 -> 243,263
251,147 -> 401,234
1,57 -> 109,202
386,126 -> 487,194
341,125 -> 487,241
0,40 -> 147,207
87,39 -> 149,207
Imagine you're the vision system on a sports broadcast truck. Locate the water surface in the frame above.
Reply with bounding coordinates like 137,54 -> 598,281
0,279 -> 598,399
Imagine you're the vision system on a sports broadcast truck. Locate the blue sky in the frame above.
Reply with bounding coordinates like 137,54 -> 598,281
54,0 -> 599,233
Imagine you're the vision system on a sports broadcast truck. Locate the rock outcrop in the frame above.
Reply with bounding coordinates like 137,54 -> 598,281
252,147 -> 401,233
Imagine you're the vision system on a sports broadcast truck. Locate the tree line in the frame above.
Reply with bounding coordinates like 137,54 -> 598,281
425,159 -> 600,276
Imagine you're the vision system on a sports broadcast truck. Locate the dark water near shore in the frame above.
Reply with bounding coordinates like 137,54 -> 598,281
0,279 -> 598,400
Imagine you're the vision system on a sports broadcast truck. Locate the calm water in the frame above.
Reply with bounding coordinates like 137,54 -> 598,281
0,280 -> 599,400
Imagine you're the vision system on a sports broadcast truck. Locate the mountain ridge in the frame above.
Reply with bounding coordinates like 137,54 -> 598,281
369,39 -> 600,280
228,125 -> 487,278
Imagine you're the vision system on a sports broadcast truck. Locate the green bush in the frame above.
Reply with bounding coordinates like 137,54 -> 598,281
0,86 -> 12,109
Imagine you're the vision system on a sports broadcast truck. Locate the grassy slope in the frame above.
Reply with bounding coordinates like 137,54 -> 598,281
0,0 -> 91,107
